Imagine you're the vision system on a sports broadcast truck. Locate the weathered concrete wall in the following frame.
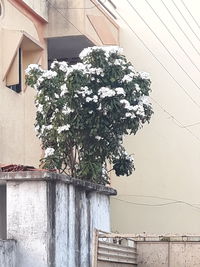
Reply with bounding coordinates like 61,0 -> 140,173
0,240 -> 16,267
0,185 -> 6,239
1,171 -> 116,267
137,241 -> 200,267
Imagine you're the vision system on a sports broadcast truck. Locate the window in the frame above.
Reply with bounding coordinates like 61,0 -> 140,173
7,48 -> 22,93
2,29 -> 43,93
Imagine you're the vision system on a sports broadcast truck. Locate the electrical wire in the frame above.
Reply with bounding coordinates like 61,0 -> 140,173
112,197 -> 200,211
160,0 -> 200,57
181,121 -> 200,128
170,0 -> 200,44
112,197 -> 181,207
144,0 -> 200,73
114,8 -> 200,110
126,0 -> 200,92
151,96 -> 200,142
180,0 -> 200,32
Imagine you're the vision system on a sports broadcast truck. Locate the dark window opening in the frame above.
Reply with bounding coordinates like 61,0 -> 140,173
0,184 -> 6,239
8,48 -> 22,93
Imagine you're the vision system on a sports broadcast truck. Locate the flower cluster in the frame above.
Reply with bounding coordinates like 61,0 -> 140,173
26,46 -> 153,185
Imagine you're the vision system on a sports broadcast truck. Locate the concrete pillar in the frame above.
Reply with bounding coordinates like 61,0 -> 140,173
0,171 -> 116,267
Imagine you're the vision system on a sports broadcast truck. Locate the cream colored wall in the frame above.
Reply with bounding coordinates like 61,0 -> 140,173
0,0 -> 42,167
22,0 -> 48,21
110,0 -> 200,234
47,0 -> 118,46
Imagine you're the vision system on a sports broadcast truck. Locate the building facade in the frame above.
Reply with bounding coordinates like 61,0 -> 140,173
0,0 -> 119,167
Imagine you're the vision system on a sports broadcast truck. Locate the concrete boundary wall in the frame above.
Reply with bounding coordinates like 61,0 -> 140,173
0,171 -> 117,267
137,241 -> 200,267
0,240 -> 16,267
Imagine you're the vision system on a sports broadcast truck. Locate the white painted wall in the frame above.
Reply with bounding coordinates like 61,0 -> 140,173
3,172 -> 115,267
137,241 -> 200,267
109,0 -> 200,234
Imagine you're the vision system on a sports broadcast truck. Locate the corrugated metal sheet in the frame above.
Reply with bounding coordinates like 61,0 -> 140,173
97,240 -> 137,265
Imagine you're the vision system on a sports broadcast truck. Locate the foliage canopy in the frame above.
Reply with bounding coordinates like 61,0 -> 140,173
26,46 -> 153,185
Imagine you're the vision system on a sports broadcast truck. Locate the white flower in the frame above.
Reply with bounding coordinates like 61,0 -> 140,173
77,86 -> 92,97
135,83 -> 140,92
79,46 -> 123,60
37,104 -> 43,113
54,93 -> 59,98
57,125 -> 70,134
60,84 -> 68,96
59,61 -> 68,72
45,147 -> 55,157
45,125 -> 53,130
122,74 -> 133,83
25,64 -> 41,74
136,105 -> 145,116
125,112 -> 132,117
93,95 -> 98,102
120,99 -> 134,111
115,87 -> 125,96
62,106 -> 73,115
35,125 -> 40,133
139,71 -> 150,80
86,97 -> 93,102
50,61 -> 58,69
139,95 -> 150,106
89,67 -> 104,76
88,110 -> 93,114
128,65 -> 135,72
71,63 -> 88,74
36,76 -> 44,87
42,70 -> 57,79
95,136 -> 102,140
98,87 -> 116,98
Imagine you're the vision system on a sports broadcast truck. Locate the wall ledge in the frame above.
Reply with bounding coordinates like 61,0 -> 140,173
0,171 -> 117,196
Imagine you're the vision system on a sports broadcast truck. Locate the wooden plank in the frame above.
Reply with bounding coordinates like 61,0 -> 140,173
92,229 -> 99,267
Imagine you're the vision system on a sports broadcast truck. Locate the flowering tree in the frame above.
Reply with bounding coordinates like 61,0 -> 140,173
26,46 -> 153,185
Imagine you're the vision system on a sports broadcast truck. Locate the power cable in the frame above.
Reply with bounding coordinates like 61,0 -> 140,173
144,0 -> 200,72
126,0 -> 200,92
160,0 -> 200,57
114,7 -> 200,110
112,197 -> 200,211
170,0 -> 200,44
181,121 -> 200,128
180,0 -> 200,32
151,96 -> 200,142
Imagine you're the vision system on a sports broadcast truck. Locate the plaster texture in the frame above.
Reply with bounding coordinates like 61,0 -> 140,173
0,171 -> 116,267
0,239 -> 16,267
137,241 -> 200,267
